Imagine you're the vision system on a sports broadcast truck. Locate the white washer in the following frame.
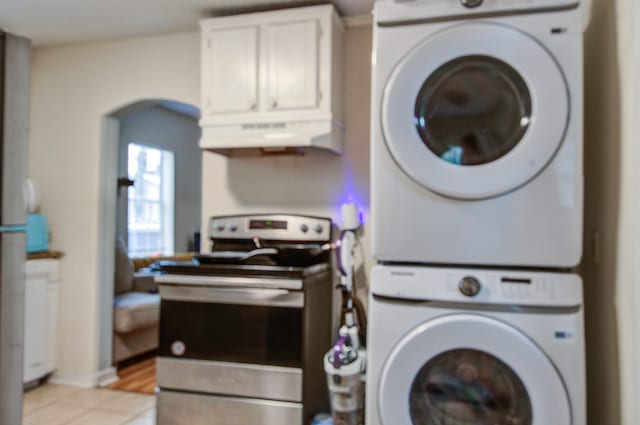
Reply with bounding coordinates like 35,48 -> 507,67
371,0 -> 587,267
365,265 -> 585,425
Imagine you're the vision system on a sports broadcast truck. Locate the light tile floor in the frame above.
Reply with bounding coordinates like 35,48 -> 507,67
22,384 -> 155,425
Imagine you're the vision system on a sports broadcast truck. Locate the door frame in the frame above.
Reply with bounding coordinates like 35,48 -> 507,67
96,100 -> 200,376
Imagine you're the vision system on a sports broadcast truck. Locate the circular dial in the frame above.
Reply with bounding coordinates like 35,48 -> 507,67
461,0 -> 483,8
459,277 -> 481,297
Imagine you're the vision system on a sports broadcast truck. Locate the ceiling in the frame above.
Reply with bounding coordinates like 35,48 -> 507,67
0,0 -> 374,47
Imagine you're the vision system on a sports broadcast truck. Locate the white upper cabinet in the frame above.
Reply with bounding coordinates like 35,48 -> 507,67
203,26 -> 259,115
199,5 -> 344,155
265,20 -> 319,111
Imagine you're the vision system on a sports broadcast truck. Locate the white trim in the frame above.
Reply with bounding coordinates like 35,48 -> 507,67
629,0 -> 640,421
97,367 -> 119,387
344,14 -> 372,28
96,116 -> 119,373
633,0 -> 640,420
49,367 -> 118,389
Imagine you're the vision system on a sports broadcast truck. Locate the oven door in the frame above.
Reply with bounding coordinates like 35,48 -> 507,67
157,282 -> 305,402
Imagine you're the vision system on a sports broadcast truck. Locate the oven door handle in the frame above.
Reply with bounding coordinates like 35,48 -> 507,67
159,285 -> 304,308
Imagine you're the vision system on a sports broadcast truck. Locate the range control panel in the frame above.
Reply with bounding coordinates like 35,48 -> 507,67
208,214 -> 332,242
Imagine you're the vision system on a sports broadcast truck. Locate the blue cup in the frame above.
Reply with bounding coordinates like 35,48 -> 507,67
312,413 -> 333,425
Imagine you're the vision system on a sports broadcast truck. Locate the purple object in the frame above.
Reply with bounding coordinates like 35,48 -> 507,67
332,335 -> 349,369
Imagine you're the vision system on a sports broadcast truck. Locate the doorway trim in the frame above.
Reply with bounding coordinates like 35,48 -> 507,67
96,99 -> 200,381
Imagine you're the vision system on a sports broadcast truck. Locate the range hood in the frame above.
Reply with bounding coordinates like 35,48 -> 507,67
199,119 -> 344,156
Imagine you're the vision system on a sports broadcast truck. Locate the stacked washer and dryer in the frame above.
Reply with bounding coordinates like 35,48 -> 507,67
367,1 -> 589,424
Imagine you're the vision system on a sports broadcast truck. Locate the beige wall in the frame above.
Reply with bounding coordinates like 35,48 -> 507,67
28,25 -> 372,383
29,32 -> 200,383
582,0 -> 639,423
611,0 -> 640,422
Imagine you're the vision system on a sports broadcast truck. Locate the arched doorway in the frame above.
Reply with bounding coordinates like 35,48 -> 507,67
97,99 -> 201,384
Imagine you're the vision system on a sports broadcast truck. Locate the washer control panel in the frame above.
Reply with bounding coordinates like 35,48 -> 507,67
208,214 -> 332,242
372,266 -> 583,308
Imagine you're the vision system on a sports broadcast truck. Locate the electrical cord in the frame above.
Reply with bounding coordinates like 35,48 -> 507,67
337,233 -> 368,347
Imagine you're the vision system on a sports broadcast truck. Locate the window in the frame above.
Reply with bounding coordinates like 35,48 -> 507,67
127,143 -> 174,257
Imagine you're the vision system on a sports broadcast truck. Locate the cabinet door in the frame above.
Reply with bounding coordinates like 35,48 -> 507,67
266,20 -> 319,111
204,26 -> 259,115
44,282 -> 59,374
23,274 -> 48,383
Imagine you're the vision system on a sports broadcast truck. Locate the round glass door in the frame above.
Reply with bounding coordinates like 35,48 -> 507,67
410,349 -> 532,425
378,314 -> 571,425
415,56 -> 532,167
382,23 -> 569,199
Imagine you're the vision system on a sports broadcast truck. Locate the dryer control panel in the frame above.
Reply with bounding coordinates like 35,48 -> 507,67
371,265 -> 582,308
375,0 -> 580,25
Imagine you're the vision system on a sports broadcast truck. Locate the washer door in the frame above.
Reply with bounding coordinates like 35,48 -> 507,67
382,23 -> 569,200
378,314 -> 571,425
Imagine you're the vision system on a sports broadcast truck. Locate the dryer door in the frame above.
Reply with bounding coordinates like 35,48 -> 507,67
382,23 -> 569,200
378,314 -> 571,425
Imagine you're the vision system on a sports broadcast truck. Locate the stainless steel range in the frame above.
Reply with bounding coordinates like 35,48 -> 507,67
155,214 -> 335,425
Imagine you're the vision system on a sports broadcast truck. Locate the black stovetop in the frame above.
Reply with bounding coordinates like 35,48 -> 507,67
154,259 -> 330,279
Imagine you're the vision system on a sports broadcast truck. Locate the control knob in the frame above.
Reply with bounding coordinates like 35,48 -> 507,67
215,222 -> 225,231
228,223 -> 238,232
300,224 -> 309,233
459,276 -> 481,297
460,0 -> 483,8
314,224 -> 324,234
171,341 -> 186,356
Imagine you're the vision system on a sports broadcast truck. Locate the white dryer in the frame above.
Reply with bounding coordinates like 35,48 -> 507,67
371,0 -> 587,267
365,265 -> 585,425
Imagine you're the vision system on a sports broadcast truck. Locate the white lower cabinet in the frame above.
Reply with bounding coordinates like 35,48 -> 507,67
23,259 -> 59,384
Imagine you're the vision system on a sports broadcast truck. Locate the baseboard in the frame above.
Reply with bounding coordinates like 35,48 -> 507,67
49,367 -> 119,388
97,367 -> 119,387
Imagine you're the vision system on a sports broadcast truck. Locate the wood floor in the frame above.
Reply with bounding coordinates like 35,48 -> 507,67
108,357 -> 156,395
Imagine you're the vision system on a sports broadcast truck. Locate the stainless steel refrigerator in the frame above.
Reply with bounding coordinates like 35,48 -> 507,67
0,31 -> 31,425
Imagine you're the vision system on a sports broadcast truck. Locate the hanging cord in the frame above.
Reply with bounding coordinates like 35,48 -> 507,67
337,232 -> 367,347
352,285 -> 367,347
354,237 -> 368,346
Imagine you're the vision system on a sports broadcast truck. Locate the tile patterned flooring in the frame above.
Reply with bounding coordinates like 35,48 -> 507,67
22,384 -> 156,425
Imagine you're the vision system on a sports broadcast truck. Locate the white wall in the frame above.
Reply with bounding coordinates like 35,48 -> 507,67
29,32 -> 199,384
118,106 -> 202,253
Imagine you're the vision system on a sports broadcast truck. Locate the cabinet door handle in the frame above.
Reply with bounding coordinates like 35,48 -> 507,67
271,100 -> 278,109
250,103 -> 257,111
